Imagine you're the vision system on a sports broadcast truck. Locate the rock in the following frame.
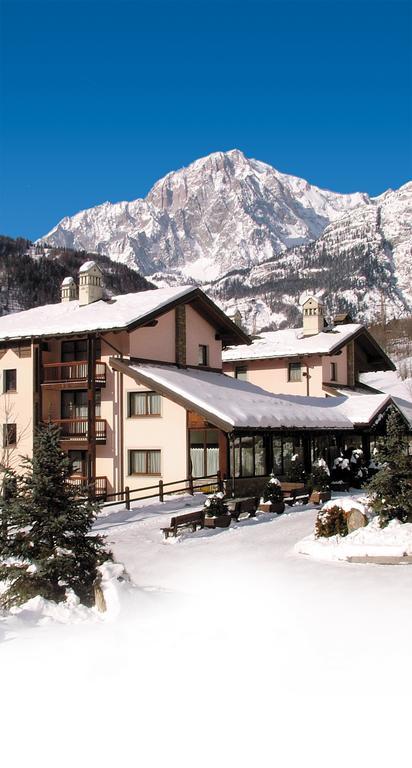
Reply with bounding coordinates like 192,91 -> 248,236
346,508 -> 368,533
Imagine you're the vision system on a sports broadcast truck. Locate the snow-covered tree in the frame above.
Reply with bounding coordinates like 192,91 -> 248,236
310,458 -> 331,492
262,473 -> 283,504
0,422 -> 111,609
367,409 -> 412,527
286,453 -> 306,483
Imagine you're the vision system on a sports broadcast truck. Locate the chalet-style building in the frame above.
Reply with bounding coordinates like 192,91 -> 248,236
0,269 -> 408,498
223,295 -> 395,398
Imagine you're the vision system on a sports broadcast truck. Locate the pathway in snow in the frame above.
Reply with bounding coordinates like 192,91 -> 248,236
1,494 -> 412,767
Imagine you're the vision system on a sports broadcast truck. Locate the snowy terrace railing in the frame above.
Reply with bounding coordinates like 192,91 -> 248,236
52,418 -> 107,442
42,361 -> 106,385
95,471 -> 224,510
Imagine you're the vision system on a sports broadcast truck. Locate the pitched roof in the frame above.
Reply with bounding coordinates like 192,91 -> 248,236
110,360 -> 355,432
0,286 -> 249,345
222,324 -> 395,371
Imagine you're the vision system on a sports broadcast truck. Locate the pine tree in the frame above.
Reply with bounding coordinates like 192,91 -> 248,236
367,409 -> 412,527
262,473 -> 283,504
310,458 -> 331,492
0,422 -> 111,609
286,453 -> 306,483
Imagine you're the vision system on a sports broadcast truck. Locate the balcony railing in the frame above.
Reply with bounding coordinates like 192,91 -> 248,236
52,418 -> 107,442
42,361 -> 106,386
66,475 -> 107,498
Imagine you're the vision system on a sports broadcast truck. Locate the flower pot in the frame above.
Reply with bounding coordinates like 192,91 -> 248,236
204,513 -> 231,529
259,501 -> 285,514
310,490 -> 331,505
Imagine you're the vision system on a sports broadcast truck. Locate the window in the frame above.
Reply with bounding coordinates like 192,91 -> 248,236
198,345 -> 209,366
235,365 -> 248,381
3,423 -> 16,448
288,362 -> 302,382
61,390 -> 101,418
330,362 -> 337,381
272,435 -> 304,476
231,435 -> 266,477
128,391 -> 161,417
4,369 -> 17,393
129,449 -> 161,475
189,429 -> 219,478
68,450 -> 87,476
61,339 -> 88,362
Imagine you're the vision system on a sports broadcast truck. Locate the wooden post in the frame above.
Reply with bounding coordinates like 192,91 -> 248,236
159,479 -> 164,502
188,473 -> 194,495
125,486 -> 130,511
217,470 -> 223,493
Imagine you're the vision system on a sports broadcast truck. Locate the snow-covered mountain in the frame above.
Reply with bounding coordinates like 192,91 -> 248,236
39,150 -> 412,331
40,150 -> 370,279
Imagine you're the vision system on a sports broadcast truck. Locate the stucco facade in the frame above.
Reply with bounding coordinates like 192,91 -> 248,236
0,284 -> 244,499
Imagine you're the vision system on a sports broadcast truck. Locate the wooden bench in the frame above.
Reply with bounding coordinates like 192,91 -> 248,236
280,483 -> 310,507
161,510 -> 205,539
226,497 -> 259,521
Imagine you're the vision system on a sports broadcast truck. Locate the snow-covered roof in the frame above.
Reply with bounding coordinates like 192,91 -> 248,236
223,324 -> 364,361
333,392 -> 391,426
79,260 -> 100,273
0,286 -> 195,341
61,276 -> 75,285
110,360 -> 355,432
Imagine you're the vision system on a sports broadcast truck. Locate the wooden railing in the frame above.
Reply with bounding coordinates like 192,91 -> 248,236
98,472 -> 224,509
52,418 -> 107,441
67,475 -> 107,497
42,361 -> 106,385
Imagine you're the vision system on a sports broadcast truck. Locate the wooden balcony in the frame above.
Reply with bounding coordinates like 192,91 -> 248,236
42,361 -> 106,388
52,418 -> 107,443
67,475 -> 107,499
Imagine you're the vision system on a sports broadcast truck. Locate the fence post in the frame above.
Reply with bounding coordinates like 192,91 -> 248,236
125,486 -> 130,511
217,470 -> 223,493
159,479 -> 164,503
188,472 -> 194,496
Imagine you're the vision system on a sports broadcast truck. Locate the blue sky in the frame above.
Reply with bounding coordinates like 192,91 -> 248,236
1,0 -> 411,240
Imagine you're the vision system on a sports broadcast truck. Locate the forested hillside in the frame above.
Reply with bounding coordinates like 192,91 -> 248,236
0,236 -> 154,315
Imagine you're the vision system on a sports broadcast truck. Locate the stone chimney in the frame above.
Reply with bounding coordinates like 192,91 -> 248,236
302,295 -> 325,336
61,276 -> 77,303
78,261 -> 103,306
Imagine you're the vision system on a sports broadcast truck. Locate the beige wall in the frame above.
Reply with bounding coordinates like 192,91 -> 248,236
223,356 -> 325,397
122,376 -> 188,498
0,347 -> 34,472
322,346 -> 348,387
129,311 -> 176,362
186,305 -> 222,368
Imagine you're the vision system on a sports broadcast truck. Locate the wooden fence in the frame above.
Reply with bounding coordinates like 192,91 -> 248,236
98,471 -> 224,510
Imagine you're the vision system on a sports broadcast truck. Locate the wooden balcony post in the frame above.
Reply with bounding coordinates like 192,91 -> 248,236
87,334 -> 97,486
125,486 -> 130,511
159,479 -> 164,503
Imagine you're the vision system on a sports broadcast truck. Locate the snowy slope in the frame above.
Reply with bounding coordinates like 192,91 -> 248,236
2,492 -> 412,768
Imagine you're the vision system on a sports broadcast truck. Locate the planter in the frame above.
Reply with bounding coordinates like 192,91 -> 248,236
310,490 -> 331,505
204,513 -> 231,529
258,501 -> 285,515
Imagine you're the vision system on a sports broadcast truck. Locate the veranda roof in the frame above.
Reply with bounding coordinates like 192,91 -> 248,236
110,360 -> 355,433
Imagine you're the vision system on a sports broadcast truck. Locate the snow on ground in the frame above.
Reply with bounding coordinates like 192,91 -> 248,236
1,492 -> 412,767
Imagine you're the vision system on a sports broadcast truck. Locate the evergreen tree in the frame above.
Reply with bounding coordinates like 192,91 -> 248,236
262,473 -> 283,504
310,458 -> 331,492
367,409 -> 412,527
0,422 -> 111,609
286,453 -> 306,483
